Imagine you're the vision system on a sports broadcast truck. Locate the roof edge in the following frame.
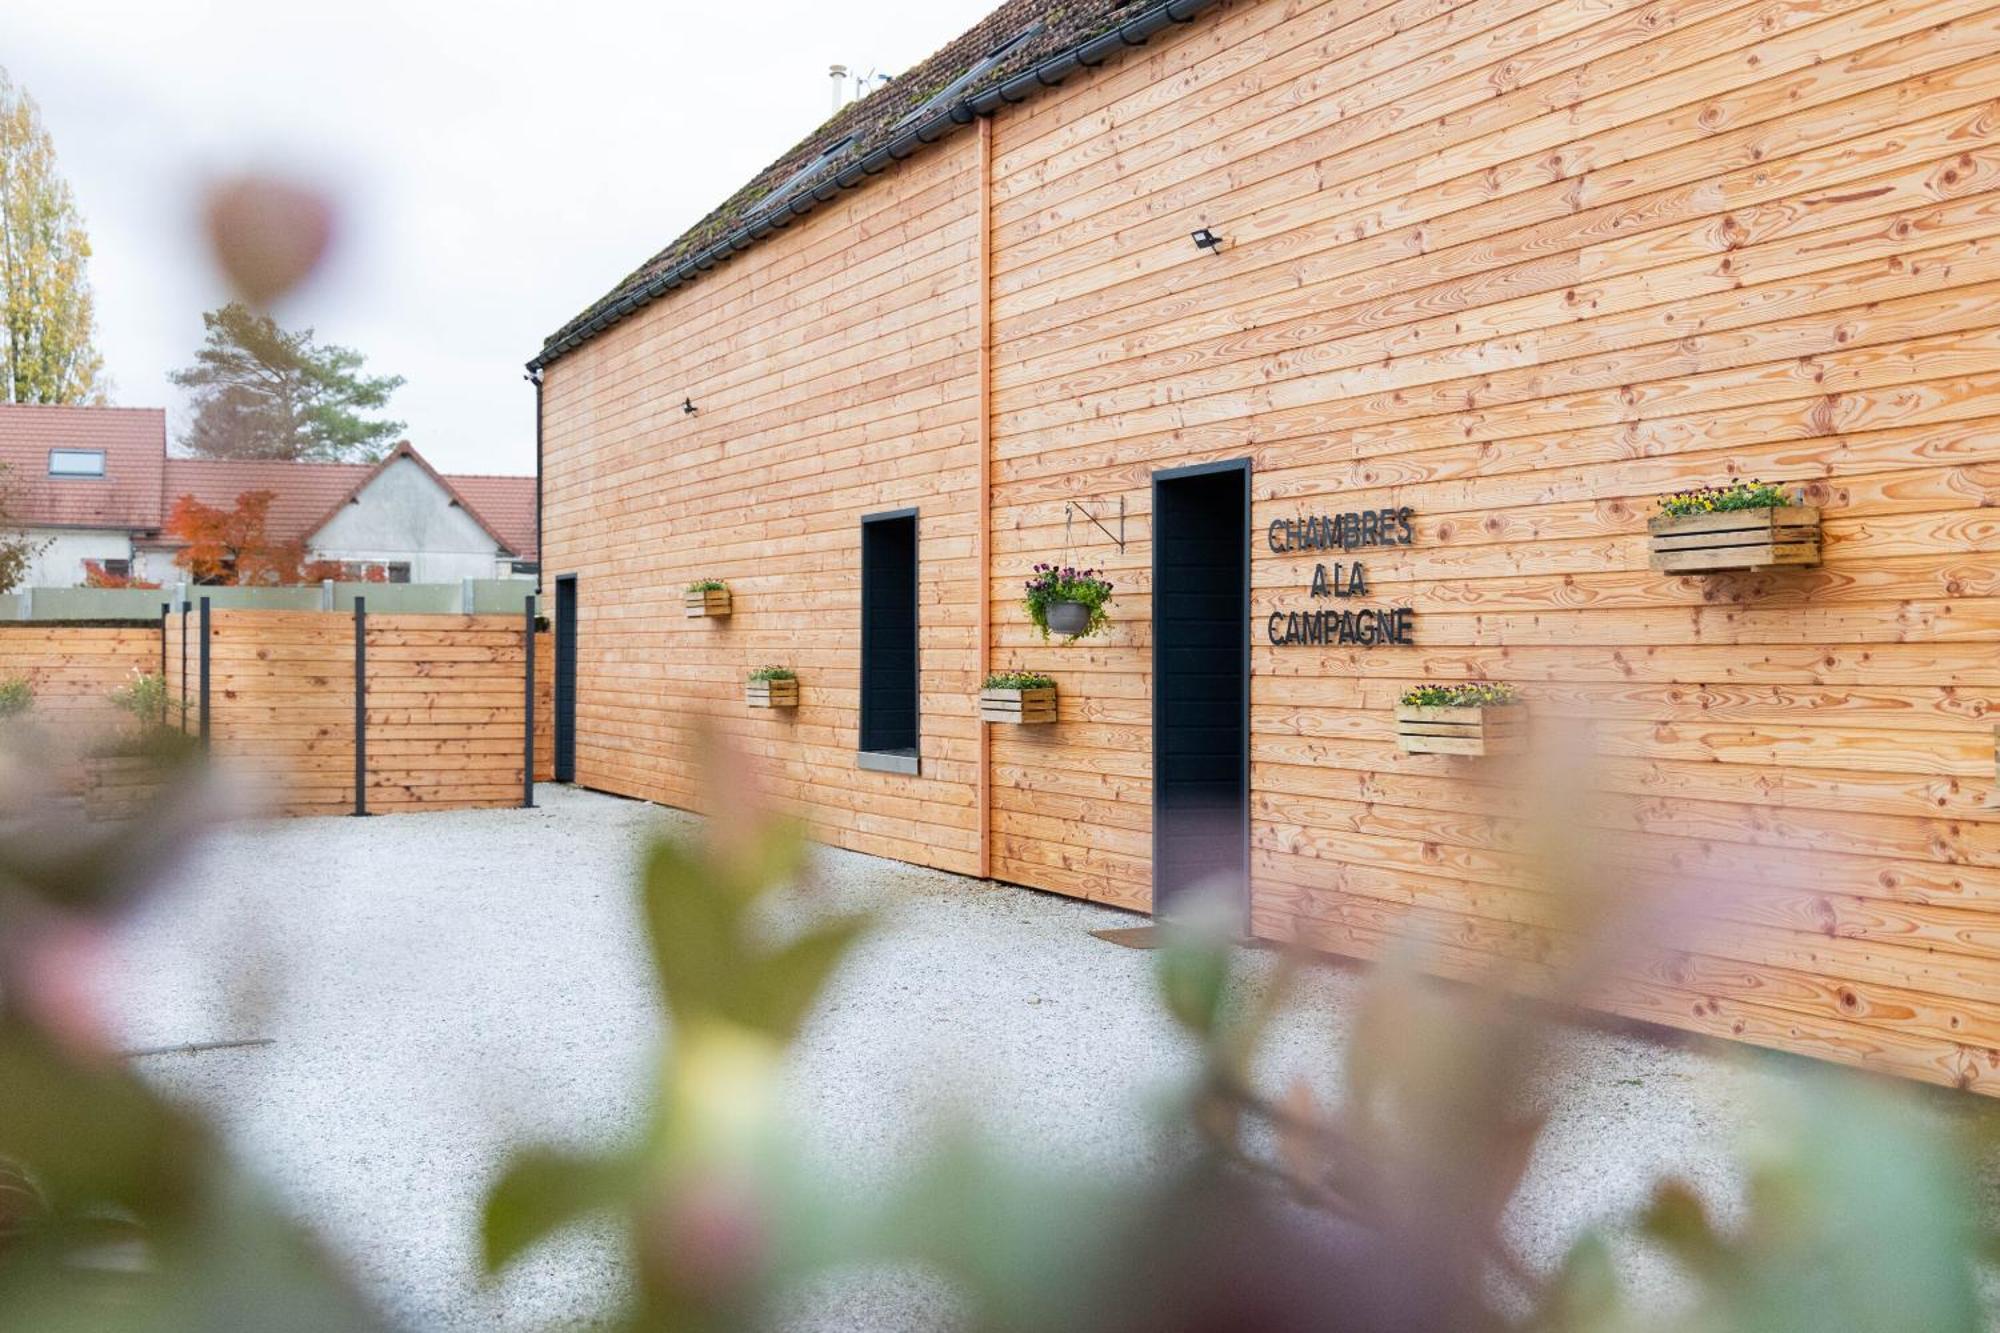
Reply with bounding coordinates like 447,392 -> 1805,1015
528,0 -> 1221,372
298,441 -> 522,558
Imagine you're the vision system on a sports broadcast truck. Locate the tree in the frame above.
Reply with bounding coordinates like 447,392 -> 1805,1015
81,560 -> 158,589
0,67 -> 104,404
0,463 -> 46,594
164,489 -> 340,586
169,303 -> 403,462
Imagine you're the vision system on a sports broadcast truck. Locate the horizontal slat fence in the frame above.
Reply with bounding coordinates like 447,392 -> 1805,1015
535,630 -> 554,783
364,614 -> 528,812
0,622 -> 161,742
164,606 -> 547,817
172,609 -> 356,816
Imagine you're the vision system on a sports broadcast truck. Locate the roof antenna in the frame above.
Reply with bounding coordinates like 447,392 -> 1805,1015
829,64 -> 848,114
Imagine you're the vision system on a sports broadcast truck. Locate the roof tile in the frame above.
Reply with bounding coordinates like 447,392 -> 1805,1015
0,404 -> 167,530
540,0 -> 1168,360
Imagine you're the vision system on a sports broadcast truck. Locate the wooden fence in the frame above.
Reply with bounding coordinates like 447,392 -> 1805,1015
163,604 -> 550,817
0,622 -> 160,742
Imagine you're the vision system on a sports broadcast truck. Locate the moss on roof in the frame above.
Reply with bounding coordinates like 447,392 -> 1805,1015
539,0 -> 1168,362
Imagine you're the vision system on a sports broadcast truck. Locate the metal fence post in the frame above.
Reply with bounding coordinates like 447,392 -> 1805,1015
158,602 -> 169,727
353,596 -> 367,817
197,596 -> 211,754
178,598 -> 191,733
522,594 -> 536,809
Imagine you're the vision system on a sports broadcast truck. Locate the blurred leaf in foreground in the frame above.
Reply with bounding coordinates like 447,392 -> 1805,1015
482,754 -> 870,1330
0,744 -> 385,1332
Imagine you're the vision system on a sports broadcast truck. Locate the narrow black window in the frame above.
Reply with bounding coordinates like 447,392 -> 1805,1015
859,509 -> 918,773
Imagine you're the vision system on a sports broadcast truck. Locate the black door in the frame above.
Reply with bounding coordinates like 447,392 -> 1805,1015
1152,460 -> 1250,922
554,574 -> 577,783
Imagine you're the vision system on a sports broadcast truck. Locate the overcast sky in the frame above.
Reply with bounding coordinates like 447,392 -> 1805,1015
5,0 -> 995,475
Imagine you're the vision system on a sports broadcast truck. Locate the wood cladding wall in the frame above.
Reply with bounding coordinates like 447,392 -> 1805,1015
540,0 -> 2000,1091
539,132 -> 985,872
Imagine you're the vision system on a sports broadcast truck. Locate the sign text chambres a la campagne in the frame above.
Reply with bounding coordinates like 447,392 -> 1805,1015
1264,507 -> 1416,646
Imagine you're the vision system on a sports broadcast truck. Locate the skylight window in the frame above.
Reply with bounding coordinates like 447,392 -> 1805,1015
891,21 -> 1045,134
48,448 -> 105,477
753,136 -> 855,219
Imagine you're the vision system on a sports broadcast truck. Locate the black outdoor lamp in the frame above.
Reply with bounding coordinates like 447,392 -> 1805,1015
1190,226 -> 1223,254
682,397 -> 697,415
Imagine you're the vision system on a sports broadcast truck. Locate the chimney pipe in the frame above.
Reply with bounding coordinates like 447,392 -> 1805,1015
828,64 -> 849,114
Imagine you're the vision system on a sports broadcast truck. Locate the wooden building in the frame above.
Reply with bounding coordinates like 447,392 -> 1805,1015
534,0 -> 2000,1091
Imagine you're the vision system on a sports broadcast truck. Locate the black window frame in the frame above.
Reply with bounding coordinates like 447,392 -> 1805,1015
857,507 -> 920,775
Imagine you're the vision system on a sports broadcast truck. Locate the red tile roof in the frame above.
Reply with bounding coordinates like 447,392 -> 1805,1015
445,474 -> 537,562
0,404 -> 166,530
161,456 -> 372,545
539,0 -> 1210,366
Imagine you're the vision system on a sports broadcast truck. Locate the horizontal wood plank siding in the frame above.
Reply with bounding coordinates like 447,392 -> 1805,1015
985,0 -> 2000,1091
540,0 -> 2000,1092
540,132 -> 983,873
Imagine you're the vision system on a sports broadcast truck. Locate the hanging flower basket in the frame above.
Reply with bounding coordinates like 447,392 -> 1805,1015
745,666 -> 797,709
1647,482 -> 1819,574
1395,683 -> 1524,757
1045,603 -> 1091,637
1024,564 -> 1113,641
685,579 -> 732,618
980,672 -> 1057,725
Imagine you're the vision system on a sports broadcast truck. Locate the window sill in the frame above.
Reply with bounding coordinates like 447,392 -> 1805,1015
856,749 -> 919,776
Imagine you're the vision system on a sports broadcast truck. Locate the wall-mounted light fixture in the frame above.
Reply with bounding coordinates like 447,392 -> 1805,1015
682,397 -> 698,415
1190,227 -> 1223,254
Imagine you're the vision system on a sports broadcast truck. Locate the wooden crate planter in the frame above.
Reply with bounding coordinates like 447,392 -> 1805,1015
685,588 -> 732,618
980,686 -> 1056,725
745,677 -> 798,709
1647,506 -> 1820,573
1395,703 -> 1525,757
82,754 -> 168,821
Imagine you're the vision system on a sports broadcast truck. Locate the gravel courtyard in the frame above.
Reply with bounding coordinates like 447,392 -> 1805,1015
99,785 -> 1949,1329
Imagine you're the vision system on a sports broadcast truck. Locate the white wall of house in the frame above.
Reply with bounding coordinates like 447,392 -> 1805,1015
308,455 -> 512,582
131,548 -> 185,586
18,528 -> 135,586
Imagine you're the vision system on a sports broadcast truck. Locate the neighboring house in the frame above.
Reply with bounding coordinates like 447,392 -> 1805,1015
532,0 -> 2000,1094
136,445 -> 538,585
0,403 -> 535,585
0,404 -> 166,587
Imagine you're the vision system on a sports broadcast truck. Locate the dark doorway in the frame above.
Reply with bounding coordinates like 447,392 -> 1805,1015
1152,460 -> 1250,923
554,574 -> 577,783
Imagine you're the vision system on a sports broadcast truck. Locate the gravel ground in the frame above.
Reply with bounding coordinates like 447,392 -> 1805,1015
97,785 -> 1973,1329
